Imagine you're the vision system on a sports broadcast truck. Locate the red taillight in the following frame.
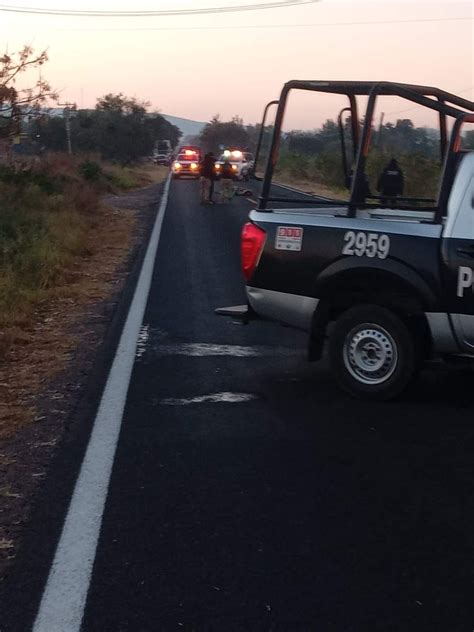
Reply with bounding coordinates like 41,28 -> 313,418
241,222 -> 266,282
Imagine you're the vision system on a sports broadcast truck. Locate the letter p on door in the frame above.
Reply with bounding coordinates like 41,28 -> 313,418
457,266 -> 473,297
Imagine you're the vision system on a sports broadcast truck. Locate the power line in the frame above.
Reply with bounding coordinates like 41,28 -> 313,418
11,15 -> 472,31
0,0 -> 319,17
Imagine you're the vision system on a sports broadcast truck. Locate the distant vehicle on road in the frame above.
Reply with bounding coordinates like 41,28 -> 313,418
172,152 -> 200,179
214,150 -> 254,181
153,140 -> 172,165
175,145 -> 202,163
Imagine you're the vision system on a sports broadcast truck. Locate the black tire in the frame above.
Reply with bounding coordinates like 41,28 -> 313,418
329,304 -> 417,401
172,174 -> 179,180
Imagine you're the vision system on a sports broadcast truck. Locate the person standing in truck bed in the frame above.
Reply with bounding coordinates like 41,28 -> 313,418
377,158 -> 404,206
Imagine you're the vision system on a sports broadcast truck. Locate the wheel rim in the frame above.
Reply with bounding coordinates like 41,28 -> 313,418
343,323 -> 398,385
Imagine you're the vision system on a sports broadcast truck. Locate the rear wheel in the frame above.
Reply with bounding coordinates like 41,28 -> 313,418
329,304 -> 417,400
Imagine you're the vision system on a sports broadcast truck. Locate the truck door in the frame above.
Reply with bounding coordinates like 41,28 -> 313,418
442,153 -> 474,350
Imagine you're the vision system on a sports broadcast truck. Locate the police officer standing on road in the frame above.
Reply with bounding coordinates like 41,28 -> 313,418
219,157 -> 234,203
200,152 -> 216,204
377,158 -> 404,207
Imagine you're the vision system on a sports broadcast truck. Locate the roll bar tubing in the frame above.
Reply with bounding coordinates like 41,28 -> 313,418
252,99 -> 279,179
258,81 -> 474,220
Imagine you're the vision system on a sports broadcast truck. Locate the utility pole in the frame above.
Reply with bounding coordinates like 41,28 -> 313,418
58,102 -> 76,154
378,111 -> 385,150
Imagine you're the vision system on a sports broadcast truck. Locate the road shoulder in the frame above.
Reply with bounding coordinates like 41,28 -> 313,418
0,178 -> 166,590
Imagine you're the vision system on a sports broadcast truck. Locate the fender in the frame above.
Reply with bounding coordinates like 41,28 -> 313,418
308,258 -> 438,361
314,257 -> 438,310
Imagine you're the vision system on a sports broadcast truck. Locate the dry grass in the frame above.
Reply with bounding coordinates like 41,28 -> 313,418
139,164 -> 169,184
0,155 -> 167,440
0,201 -> 137,440
103,163 -> 168,189
0,156 -> 166,353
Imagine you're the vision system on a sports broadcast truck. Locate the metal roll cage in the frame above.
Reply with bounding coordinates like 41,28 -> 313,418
256,81 -> 474,223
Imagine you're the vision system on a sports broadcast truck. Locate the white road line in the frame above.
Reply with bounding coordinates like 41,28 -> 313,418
33,175 -> 172,632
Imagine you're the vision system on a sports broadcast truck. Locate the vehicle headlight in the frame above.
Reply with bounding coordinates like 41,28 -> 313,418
232,164 -> 238,171
174,162 -> 181,169
190,163 -> 197,170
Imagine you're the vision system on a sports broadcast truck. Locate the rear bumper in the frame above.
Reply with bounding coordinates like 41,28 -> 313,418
172,170 -> 200,176
215,304 -> 258,324
246,286 -> 319,332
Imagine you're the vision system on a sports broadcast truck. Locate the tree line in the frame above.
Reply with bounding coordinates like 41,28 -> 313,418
1,47 -> 181,164
284,117 -> 474,157
197,114 -> 474,159
32,94 -> 182,164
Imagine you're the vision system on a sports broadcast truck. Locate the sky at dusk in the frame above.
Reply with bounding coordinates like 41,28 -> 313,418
1,0 -> 472,130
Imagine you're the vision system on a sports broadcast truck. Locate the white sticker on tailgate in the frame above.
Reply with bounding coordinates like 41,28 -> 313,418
275,226 -> 303,251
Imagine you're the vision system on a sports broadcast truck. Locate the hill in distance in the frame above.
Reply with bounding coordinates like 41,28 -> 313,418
162,114 -> 206,141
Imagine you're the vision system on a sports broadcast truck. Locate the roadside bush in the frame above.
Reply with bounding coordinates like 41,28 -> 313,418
0,183 -> 88,295
0,153 -> 159,348
79,160 -> 103,182
104,165 -> 142,190
0,165 -> 58,194
0,172 -> 91,336
312,152 -> 346,191
274,149 -> 441,202
64,181 -> 100,215
276,152 -> 310,180
275,151 -> 347,197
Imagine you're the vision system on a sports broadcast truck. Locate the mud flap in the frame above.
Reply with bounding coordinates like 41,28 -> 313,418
214,304 -> 257,324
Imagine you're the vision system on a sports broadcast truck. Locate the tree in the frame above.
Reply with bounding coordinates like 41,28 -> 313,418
96,93 -> 148,116
0,46 -> 57,138
199,115 -> 252,153
287,120 -> 341,156
379,118 -> 438,157
35,94 -> 181,163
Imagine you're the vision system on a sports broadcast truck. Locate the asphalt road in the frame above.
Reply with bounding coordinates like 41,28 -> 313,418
3,178 -> 474,631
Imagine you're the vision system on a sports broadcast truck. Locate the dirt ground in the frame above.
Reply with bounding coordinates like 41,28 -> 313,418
0,174 -> 166,579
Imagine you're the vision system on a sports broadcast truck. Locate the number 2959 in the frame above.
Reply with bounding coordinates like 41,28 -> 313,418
342,231 -> 390,259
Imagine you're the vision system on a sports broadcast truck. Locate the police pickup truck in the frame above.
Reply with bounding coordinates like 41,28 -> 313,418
217,81 -> 474,400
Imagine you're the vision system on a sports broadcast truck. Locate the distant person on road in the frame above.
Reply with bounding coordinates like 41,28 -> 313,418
219,157 -> 234,203
200,152 -> 216,204
377,158 -> 404,206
